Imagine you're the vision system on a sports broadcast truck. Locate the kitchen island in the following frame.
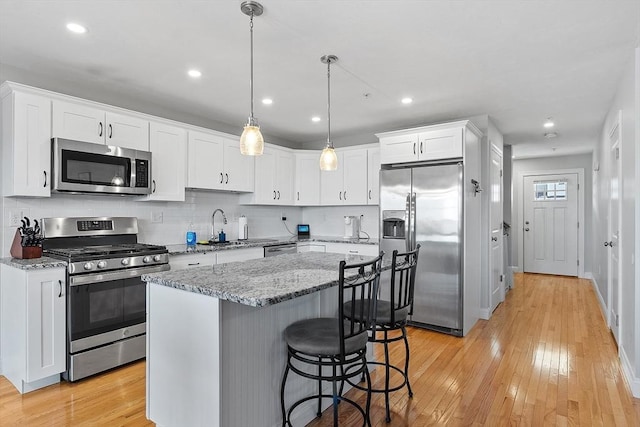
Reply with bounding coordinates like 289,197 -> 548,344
142,252 -> 376,427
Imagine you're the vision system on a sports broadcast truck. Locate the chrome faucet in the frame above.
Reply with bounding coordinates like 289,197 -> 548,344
211,209 -> 228,240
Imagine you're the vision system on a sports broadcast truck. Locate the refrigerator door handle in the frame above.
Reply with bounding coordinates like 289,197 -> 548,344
405,193 -> 412,252
411,192 -> 417,250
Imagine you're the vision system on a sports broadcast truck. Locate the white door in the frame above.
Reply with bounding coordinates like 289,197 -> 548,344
489,147 -> 503,312
523,173 -> 578,276
607,120 -> 621,343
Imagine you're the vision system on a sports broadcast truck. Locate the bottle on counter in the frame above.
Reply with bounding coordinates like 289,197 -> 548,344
186,222 -> 197,251
218,229 -> 226,243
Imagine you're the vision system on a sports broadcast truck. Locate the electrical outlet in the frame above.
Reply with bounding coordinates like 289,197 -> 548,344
7,208 -> 23,227
151,211 -> 164,224
281,212 -> 287,221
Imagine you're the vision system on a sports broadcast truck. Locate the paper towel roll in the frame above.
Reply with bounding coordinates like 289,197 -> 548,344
238,216 -> 248,240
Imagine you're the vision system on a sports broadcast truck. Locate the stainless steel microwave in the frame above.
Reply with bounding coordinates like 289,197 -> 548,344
52,138 -> 152,195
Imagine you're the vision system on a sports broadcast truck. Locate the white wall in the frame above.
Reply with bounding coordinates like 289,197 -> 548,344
593,46 -> 638,396
511,153 -> 593,274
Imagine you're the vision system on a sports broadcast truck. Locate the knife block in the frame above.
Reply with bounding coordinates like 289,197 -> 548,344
9,228 -> 42,259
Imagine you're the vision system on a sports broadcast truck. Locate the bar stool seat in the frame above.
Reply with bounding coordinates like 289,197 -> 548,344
280,253 -> 384,427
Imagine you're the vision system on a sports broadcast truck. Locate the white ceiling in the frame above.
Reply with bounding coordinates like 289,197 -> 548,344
1,1 -> 639,158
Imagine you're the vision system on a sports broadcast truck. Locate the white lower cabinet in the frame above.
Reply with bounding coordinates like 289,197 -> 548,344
322,242 -> 380,256
0,266 -> 66,393
215,247 -> 263,264
297,243 -> 327,253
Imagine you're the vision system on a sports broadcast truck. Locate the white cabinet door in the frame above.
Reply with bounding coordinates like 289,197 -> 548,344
297,243 -> 326,253
367,148 -> 380,205
2,91 -> 51,197
418,128 -> 463,161
342,150 -> 368,205
379,133 -> 419,164
295,152 -> 320,205
52,100 -> 104,144
187,131 -> 225,190
320,148 -> 368,206
223,139 -> 254,192
147,122 -> 186,201
52,101 -> 149,150
250,144 -> 294,205
323,243 -> 379,256
276,149 -> 295,205
215,247 -> 263,264
105,112 -> 149,150
26,269 -> 66,382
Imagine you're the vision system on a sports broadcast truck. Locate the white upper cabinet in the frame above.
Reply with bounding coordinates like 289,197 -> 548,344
1,89 -> 51,197
367,147 -> 380,205
145,121 -> 186,201
320,148 -> 368,206
378,124 -> 463,164
187,131 -> 254,192
294,151 -> 321,205
246,144 -> 295,205
52,100 -> 149,150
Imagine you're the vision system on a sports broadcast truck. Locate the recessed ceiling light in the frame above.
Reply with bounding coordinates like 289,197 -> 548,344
543,118 -> 555,128
311,116 -> 321,122
187,69 -> 202,78
66,22 -> 87,34
262,98 -> 273,105
401,97 -> 413,105
544,132 -> 558,139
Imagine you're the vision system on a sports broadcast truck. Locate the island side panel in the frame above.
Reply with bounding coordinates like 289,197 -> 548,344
146,282 -> 222,427
221,287 -> 341,427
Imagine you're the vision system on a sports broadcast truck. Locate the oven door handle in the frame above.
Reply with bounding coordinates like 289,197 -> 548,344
69,264 -> 170,287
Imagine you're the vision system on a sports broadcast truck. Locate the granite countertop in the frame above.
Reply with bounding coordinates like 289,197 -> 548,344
167,235 -> 378,256
0,256 -> 68,270
143,252 -> 381,307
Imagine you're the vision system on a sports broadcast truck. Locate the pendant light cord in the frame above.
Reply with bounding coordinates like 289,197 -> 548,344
249,12 -> 255,121
326,58 -> 332,147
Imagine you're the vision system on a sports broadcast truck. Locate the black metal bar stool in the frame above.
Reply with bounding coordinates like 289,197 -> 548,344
344,245 -> 420,422
280,253 -> 384,427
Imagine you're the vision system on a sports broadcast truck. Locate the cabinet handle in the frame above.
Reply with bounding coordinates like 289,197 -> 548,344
225,173 -> 229,184
108,124 -> 113,139
368,189 -> 371,200
152,180 -> 156,193
420,141 -> 423,154
273,190 -> 277,200
344,191 -> 347,200
413,142 -> 416,155
297,191 -> 300,201
58,280 -> 63,298
277,190 -> 280,200
220,173 -> 224,184
98,122 -> 103,137
339,191 -> 342,200
43,171 -> 47,188
187,262 -> 201,266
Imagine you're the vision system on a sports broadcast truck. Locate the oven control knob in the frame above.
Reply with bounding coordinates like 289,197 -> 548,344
83,262 -> 94,271
153,255 -> 162,262
143,256 -> 151,263
121,258 -> 130,266
97,261 -> 107,269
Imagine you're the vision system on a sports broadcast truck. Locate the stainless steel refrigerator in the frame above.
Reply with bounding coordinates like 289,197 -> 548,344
380,161 -> 464,336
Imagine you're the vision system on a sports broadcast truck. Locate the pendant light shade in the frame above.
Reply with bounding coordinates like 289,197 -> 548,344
320,54 -> 338,171
240,1 -> 264,156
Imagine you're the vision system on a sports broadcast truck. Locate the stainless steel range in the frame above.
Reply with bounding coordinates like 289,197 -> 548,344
42,217 -> 169,381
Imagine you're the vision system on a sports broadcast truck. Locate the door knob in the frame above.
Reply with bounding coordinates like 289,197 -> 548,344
604,241 -> 613,247
525,228 -> 530,232
491,236 -> 498,242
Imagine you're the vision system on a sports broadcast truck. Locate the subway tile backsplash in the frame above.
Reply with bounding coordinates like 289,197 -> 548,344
2,190 -> 379,257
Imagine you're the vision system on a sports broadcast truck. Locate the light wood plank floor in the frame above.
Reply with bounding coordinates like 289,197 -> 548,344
1,273 -> 639,426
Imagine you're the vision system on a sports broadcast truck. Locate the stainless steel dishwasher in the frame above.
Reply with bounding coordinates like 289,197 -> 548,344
264,242 -> 297,257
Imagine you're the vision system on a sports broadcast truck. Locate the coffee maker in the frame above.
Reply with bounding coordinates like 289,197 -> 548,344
344,216 -> 361,239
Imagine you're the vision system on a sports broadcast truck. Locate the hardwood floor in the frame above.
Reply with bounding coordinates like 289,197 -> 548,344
1,273 -> 639,426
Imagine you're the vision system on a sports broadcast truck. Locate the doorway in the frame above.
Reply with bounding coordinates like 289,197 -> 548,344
522,172 -> 581,276
607,113 -> 621,344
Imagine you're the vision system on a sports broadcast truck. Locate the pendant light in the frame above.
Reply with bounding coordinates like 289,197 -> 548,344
239,1 -> 264,156
319,54 -> 338,171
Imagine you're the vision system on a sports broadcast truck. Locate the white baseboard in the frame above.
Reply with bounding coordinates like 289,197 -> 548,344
478,307 -> 490,320
589,276 -> 607,320
620,346 -> 640,398
582,271 -> 593,280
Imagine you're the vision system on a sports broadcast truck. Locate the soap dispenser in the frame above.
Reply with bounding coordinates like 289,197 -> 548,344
186,222 -> 197,251
218,229 -> 226,243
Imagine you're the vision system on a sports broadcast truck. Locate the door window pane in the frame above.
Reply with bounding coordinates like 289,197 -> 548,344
533,180 -> 568,201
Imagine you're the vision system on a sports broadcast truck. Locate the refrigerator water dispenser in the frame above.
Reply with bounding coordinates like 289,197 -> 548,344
382,210 -> 406,239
